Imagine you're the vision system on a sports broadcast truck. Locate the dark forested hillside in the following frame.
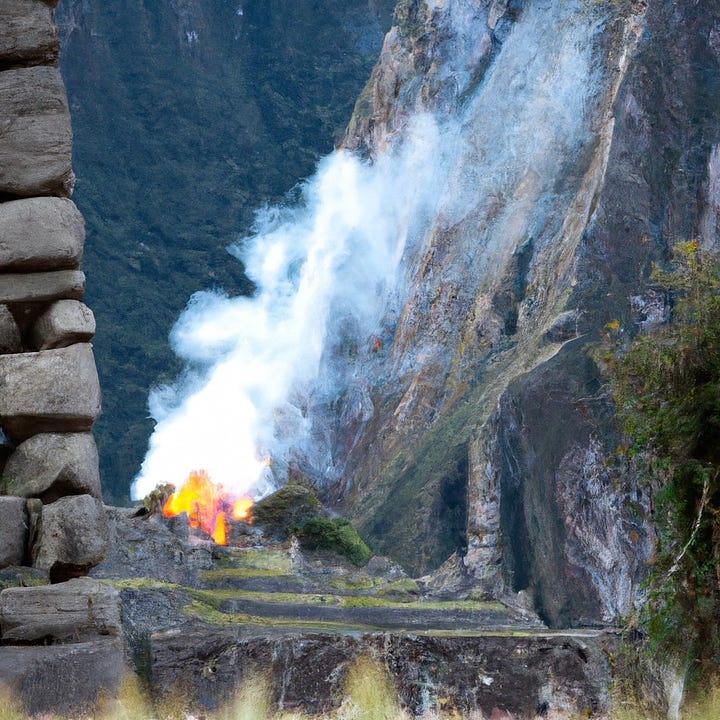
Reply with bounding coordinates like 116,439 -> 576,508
55,0 -> 394,503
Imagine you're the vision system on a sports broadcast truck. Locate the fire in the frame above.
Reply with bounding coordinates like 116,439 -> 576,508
161,469 -> 254,545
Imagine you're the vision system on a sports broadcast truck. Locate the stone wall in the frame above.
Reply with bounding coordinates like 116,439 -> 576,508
0,0 -> 106,583
0,1 -> 122,713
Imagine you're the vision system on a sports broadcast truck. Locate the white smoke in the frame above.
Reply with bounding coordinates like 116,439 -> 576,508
132,0 -> 613,501
131,115 -> 445,500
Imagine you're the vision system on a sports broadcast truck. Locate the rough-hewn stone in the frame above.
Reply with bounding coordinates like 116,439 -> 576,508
0,638 -> 124,717
0,577 -> 121,643
31,300 -> 95,350
0,270 -> 84,304
149,625 -> 616,718
0,66 -> 73,197
4,432 -> 101,502
0,305 -> 21,354
32,494 -> 108,580
0,197 -> 84,271
0,497 -> 27,568
0,0 -> 59,68
0,343 -> 100,439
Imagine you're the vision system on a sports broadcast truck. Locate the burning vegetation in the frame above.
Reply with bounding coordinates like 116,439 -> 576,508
146,473 -> 372,566
160,470 -> 254,545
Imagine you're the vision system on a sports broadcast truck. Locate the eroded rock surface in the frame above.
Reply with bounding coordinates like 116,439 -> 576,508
0,0 -> 59,68
0,270 -> 85,304
4,432 -> 101,502
150,625 -> 617,718
0,305 -> 21,354
313,0 -> 720,630
0,576 -> 121,643
0,343 -> 100,439
0,197 -> 85,270
0,66 -> 73,197
32,494 -> 108,580
31,299 -> 95,350
0,497 -> 27,568
0,638 -> 124,717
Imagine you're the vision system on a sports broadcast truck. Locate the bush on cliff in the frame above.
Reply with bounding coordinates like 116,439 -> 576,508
251,483 -> 322,539
251,482 -> 372,566
604,241 -> 720,682
294,517 -> 372,567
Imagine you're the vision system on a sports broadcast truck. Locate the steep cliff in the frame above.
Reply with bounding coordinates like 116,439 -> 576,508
326,0 -> 720,627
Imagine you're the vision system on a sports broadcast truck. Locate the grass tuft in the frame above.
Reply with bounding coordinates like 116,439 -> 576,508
217,672 -> 273,720
336,655 -> 409,720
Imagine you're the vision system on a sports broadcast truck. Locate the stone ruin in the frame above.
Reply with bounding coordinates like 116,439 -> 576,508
0,1 -> 123,713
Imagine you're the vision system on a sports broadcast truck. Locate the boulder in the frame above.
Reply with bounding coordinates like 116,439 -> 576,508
4,432 -> 101,502
0,66 -> 73,197
0,0 -> 59,68
0,305 -> 21,354
0,497 -> 27,568
0,577 -> 121,643
0,343 -> 101,439
0,197 -> 85,271
31,300 -> 95,350
0,270 -> 85,304
32,495 -> 108,581
0,638 -> 124,717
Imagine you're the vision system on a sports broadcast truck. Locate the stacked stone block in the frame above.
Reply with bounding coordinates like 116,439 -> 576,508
0,0 -> 106,583
0,3 -> 121,713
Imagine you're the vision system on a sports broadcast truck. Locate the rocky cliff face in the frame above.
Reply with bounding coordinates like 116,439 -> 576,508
324,0 -> 720,627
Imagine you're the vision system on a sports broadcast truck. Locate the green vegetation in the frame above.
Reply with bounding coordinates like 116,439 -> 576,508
252,485 -> 322,539
294,518 -> 372,567
206,547 -> 293,574
603,241 -> 720,682
250,485 -> 373,566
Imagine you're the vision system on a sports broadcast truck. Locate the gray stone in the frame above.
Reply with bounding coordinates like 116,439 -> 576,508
0,638 -> 124,718
0,66 -> 73,197
90,506 -> 214,586
4,432 -> 101,502
0,577 -> 121,643
0,497 -> 27,568
0,270 -> 85,304
0,343 -> 101,440
148,626 -> 617,718
32,495 -> 108,580
0,304 -> 21,353
0,0 -> 59,68
31,300 -> 95,350
0,197 -> 85,271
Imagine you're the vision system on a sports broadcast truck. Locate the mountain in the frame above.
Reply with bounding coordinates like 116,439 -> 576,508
318,0 -> 720,627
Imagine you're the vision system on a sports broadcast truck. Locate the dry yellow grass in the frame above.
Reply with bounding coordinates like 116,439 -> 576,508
3,665 -> 720,720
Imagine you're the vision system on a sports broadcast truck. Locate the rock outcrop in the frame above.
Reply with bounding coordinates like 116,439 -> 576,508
0,1 -> 114,713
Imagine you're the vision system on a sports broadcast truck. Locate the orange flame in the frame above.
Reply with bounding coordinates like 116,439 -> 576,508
162,469 -> 254,545
232,497 -> 253,521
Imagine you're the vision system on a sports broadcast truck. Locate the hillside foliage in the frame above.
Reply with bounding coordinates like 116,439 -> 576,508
606,241 -> 720,679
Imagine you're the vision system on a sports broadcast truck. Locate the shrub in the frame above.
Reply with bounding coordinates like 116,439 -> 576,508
294,518 -> 372,567
252,484 -> 322,539
603,241 -> 720,681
